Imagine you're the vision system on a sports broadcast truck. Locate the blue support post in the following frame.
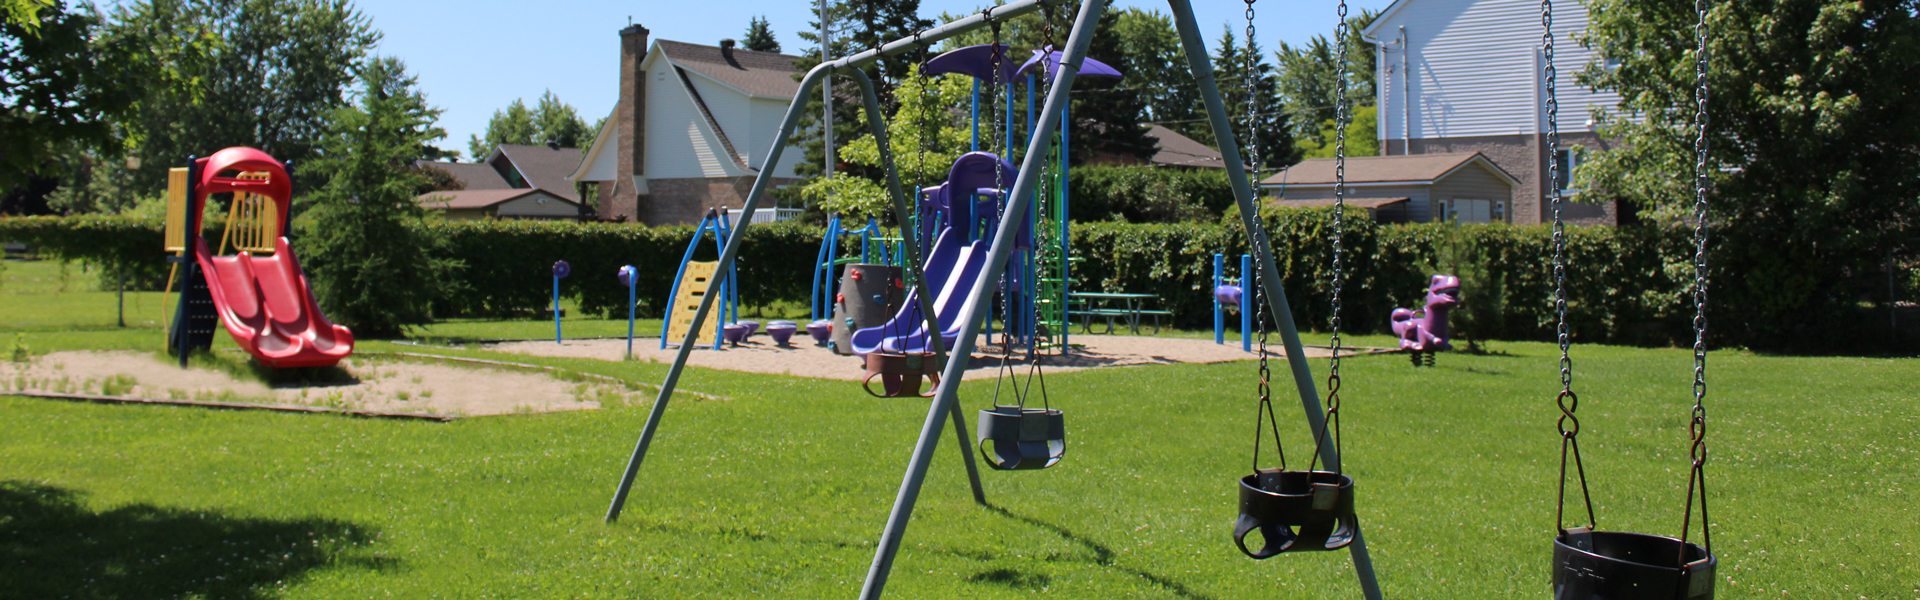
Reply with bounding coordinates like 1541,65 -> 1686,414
621,265 -> 637,359
1059,102 -> 1071,352
1214,253 -> 1225,345
1240,253 -> 1252,353
970,80 -> 980,152
552,260 -> 569,345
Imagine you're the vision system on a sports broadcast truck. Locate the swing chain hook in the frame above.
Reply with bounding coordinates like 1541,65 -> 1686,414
1241,0 -> 1285,475
1542,0 -> 1596,534
1308,0 -> 1352,476
1681,0 -> 1714,558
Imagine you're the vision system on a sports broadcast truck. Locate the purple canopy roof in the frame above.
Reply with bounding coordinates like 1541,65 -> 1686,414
922,44 -> 1021,81
1017,46 -> 1123,80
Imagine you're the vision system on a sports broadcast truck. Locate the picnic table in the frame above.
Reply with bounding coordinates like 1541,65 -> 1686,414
1072,292 -> 1170,335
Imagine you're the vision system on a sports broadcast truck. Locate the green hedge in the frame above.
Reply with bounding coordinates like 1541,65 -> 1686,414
419,219 -> 820,319
1067,208 -> 1695,346
0,213 -> 1701,345
1066,165 -> 1235,222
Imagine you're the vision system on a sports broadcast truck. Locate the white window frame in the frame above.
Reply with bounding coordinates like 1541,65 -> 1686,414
1438,198 -> 1497,224
1554,147 -> 1584,196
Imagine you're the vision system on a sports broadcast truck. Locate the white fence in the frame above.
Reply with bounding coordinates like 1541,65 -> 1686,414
723,207 -> 803,227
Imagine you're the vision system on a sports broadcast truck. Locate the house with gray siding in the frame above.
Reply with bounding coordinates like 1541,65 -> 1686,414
1264,152 -> 1518,223
570,27 -> 805,226
1364,0 -> 1623,224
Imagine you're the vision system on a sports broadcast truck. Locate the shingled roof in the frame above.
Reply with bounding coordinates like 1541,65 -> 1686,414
489,144 -> 584,201
1146,125 -> 1224,168
656,40 -> 802,99
415,160 -> 510,191
1262,152 -> 1518,187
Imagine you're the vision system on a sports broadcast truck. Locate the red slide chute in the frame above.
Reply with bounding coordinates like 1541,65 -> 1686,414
191,147 -> 353,368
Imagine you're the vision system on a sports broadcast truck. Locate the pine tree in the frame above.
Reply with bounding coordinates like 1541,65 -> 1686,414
742,15 -> 780,53
1070,7 -> 1153,163
791,0 -> 933,183
1213,26 -> 1293,169
302,57 -> 459,337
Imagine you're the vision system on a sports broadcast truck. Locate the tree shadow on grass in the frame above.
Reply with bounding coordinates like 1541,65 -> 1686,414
982,504 -> 1211,599
0,481 -> 393,599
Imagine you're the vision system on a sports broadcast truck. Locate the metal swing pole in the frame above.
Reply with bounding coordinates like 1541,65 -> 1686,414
847,68 -> 988,504
1167,1 -> 1383,597
603,0 -> 1057,526
858,1 -> 1097,597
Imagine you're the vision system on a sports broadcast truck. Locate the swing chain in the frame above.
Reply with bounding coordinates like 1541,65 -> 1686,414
1543,0 -> 1596,534
1242,0 -> 1285,474
1681,0 -> 1713,557
1042,1 -> 1057,56
1325,0 -> 1351,454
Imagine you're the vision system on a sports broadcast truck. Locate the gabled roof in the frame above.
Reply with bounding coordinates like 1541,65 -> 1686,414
487,144 -> 584,201
569,116 -> 618,183
415,188 -> 580,210
1362,0 -> 1414,37
415,160 -> 511,191
1261,152 -> 1519,187
1145,125 -> 1224,168
655,40 -> 802,100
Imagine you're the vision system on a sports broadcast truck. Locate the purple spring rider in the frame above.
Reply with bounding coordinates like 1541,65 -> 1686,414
1390,274 -> 1461,367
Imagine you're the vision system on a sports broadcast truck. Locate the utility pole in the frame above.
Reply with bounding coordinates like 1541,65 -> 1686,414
821,0 -> 834,178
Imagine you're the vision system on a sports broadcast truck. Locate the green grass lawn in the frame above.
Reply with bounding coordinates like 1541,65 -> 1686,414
3,258 -> 1917,597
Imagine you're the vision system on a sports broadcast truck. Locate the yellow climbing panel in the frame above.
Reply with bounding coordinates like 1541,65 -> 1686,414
663,261 -> 720,345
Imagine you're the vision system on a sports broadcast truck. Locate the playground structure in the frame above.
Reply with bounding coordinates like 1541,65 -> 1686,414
598,2 -> 1382,597
659,208 -> 738,350
1212,253 -> 1252,352
1391,274 -> 1460,366
162,147 -> 353,369
810,215 -> 903,325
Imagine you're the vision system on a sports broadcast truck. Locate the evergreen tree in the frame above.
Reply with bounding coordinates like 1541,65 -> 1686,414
791,0 -> 933,183
1213,26 -> 1293,169
302,57 -> 459,337
742,15 -> 780,52
1071,7 -> 1153,163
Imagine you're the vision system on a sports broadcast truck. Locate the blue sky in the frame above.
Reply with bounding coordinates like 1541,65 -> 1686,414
358,0 -> 1394,157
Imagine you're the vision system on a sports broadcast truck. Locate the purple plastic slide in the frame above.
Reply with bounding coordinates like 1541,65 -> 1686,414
850,227 -> 989,355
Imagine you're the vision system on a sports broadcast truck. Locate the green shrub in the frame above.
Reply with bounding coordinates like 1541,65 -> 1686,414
0,211 -> 1771,347
1067,165 -> 1235,222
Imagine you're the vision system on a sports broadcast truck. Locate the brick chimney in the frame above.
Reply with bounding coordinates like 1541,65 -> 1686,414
609,23 -> 650,223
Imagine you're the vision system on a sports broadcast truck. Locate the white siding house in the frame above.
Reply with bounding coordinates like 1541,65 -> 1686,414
1365,0 -> 1624,224
571,28 -> 803,225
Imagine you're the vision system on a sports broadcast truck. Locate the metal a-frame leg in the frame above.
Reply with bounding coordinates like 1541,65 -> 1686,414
857,1 -> 1384,598
857,1 -> 1106,596
603,61 -> 986,523
1167,1 -> 1383,598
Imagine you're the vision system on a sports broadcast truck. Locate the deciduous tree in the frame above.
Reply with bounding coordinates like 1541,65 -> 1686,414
1578,0 -> 1920,350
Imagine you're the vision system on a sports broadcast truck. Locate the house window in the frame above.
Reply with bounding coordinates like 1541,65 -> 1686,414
1438,198 -> 1496,224
1554,148 -> 1583,194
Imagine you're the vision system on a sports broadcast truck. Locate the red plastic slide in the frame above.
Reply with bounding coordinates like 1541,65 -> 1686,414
191,147 -> 354,368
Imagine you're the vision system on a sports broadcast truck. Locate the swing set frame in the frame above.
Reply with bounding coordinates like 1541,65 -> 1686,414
600,2 -> 1382,597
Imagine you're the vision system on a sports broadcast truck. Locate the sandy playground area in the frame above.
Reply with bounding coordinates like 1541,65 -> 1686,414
1,351 -> 628,418
488,334 -> 1352,382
